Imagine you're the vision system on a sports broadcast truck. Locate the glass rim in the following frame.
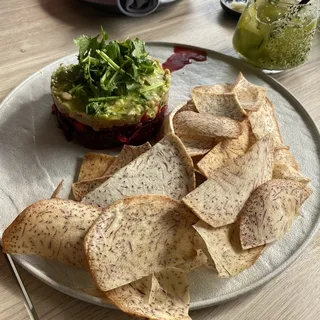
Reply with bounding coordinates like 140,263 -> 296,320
264,0 -> 316,7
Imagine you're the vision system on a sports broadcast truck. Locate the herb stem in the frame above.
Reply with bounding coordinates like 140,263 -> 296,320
69,84 -> 84,94
140,82 -> 164,93
88,96 -> 121,102
96,50 -> 121,71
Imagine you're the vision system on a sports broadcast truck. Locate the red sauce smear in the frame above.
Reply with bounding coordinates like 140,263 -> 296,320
162,46 -> 207,72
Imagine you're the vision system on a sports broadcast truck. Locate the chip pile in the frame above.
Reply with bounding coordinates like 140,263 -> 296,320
2,73 -> 312,319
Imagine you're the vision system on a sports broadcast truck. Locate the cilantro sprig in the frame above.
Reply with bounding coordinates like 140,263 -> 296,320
70,27 -> 159,115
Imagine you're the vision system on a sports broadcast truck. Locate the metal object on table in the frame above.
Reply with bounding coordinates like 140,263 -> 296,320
2,252 -> 40,320
81,0 -> 179,16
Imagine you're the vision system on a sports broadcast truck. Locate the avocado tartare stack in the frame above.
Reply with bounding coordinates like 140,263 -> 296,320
51,28 -> 170,149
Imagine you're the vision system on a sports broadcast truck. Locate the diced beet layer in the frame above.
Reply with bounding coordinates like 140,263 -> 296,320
52,104 -> 167,149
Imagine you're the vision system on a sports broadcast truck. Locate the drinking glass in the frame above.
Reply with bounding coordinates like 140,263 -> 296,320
232,0 -> 319,72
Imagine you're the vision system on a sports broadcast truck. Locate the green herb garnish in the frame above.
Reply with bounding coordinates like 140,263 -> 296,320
63,27 -> 161,115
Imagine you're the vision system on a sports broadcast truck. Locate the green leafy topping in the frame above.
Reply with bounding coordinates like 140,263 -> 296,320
55,27 -> 166,116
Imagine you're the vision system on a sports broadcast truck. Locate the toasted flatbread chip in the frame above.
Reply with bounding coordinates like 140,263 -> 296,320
192,90 -> 246,121
72,176 -> 110,201
183,135 -> 274,227
107,268 -> 191,320
51,179 -> 64,198
2,199 -> 102,268
274,148 -> 299,170
193,221 -> 264,277
239,179 -> 312,249
174,111 -> 242,139
82,134 -> 195,207
180,135 -> 215,157
103,142 -> 152,176
197,119 -> 253,177
232,73 -> 266,111
78,153 -> 115,182
248,98 -> 284,148
84,195 -> 198,291
273,163 -> 310,185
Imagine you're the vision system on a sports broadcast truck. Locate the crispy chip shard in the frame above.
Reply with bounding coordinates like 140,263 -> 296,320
103,142 -> 152,176
78,153 -> 115,182
84,195 -> 198,291
193,221 -> 264,277
232,72 -> 267,111
197,119 -> 253,177
2,199 -> 102,268
248,98 -> 284,148
106,268 -> 191,320
183,135 -> 274,227
82,134 -> 195,207
239,179 -> 312,249
192,89 -> 246,121
174,111 -> 242,139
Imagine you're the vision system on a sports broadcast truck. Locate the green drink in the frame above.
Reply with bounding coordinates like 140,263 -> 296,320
233,0 -> 318,72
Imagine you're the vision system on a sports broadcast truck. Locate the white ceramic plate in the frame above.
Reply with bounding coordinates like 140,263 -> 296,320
0,43 -> 319,310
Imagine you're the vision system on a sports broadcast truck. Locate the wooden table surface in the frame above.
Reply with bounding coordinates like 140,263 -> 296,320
1,1 -> 320,319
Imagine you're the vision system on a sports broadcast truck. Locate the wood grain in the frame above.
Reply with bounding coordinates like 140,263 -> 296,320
0,0 -> 319,319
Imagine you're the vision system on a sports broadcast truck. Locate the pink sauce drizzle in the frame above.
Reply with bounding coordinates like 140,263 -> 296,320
162,46 -> 207,72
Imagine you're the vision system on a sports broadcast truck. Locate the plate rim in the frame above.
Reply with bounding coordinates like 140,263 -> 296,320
1,41 -> 320,310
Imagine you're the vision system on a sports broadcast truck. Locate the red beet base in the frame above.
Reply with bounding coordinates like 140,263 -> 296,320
52,104 -> 167,149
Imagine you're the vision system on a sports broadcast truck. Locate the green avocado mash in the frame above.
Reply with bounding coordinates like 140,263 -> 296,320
51,28 -> 170,128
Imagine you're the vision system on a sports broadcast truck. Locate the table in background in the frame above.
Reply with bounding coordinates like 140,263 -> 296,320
1,1 -> 320,319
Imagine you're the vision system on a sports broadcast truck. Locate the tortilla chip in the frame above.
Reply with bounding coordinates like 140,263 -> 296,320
84,195 -> 198,291
50,179 -> 64,198
239,179 -> 312,249
232,72 -> 266,111
192,90 -> 246,121
2,199 -> 102,268
107,268 -> 191,320
183,135 -> 274,227
248,98 -> 284,148
197,119 -> 253,177
72,176 -> 109,201
193,221 -> 264,277
274,148 -> 299,170
103,142 -> 152,176
174,111 -> 242,139
77,153 -> 115,182
82,134 -> 195,207
180,135 -> 215,157
273,163 -> 310,185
